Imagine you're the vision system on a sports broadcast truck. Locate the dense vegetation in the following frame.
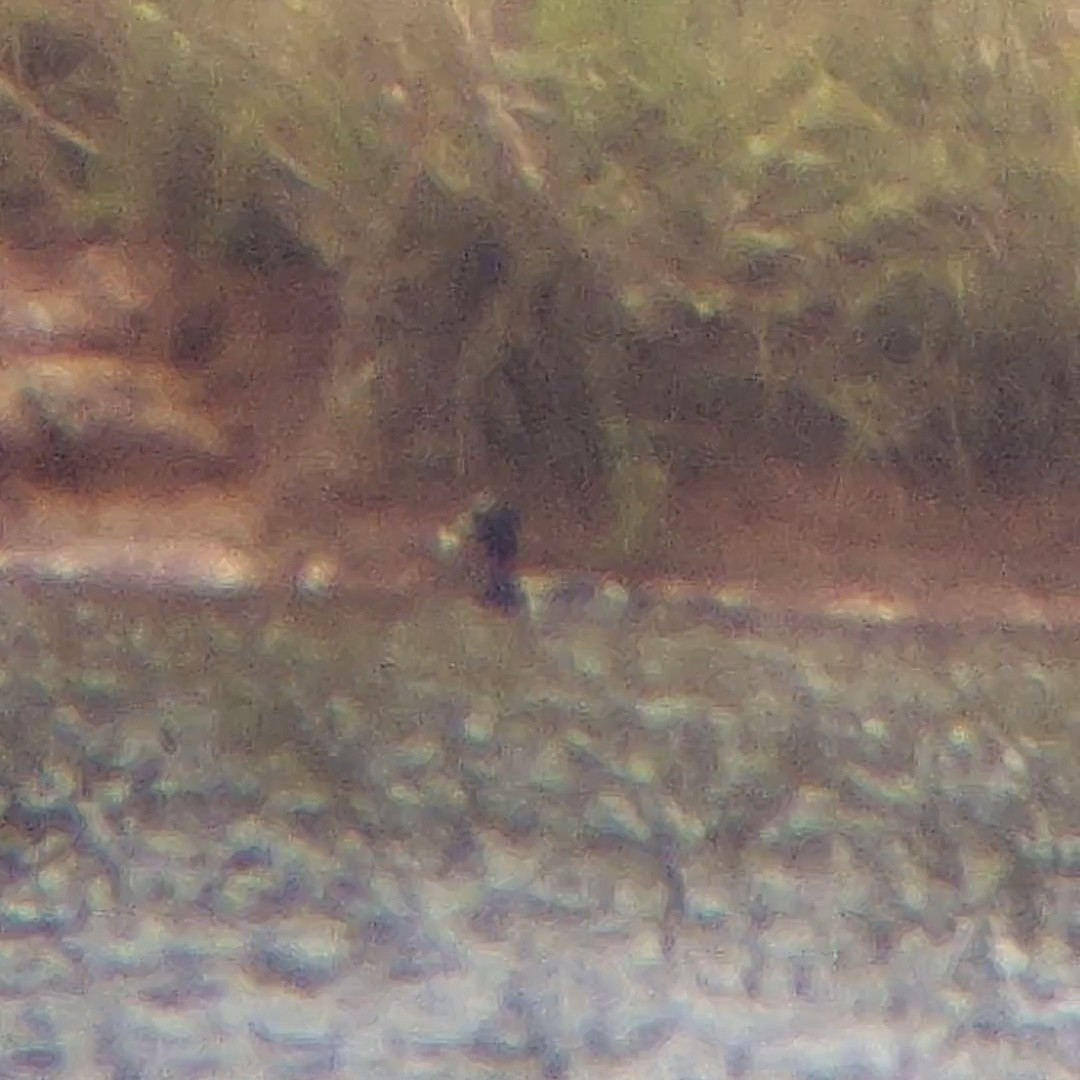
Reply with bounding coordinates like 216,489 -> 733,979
2,0 -> 1079,554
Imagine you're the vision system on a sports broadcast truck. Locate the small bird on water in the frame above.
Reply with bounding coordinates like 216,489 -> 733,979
470,496 -> 522,613
435,491 -> 524,613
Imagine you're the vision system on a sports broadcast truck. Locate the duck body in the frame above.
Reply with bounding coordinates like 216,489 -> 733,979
471,500 -> 523,612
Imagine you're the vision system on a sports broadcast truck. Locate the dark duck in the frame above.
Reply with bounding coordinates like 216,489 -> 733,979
470,495 -> 524,613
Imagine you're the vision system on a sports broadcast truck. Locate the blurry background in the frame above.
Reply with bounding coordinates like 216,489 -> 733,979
1,10 -> 1079,1078
1,0 -> 1080,578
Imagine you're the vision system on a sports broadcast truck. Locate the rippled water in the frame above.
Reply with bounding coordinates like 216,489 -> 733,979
0,578 -> 1078,1079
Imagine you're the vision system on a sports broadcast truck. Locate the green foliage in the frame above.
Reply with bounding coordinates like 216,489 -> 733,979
0,0 -> 404,252
5,0 -> 1080,524
525,0 -> 1080,489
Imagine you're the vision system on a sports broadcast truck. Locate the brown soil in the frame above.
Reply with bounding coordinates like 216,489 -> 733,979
491,458 -> 1080,625
654,460 -> 1079,594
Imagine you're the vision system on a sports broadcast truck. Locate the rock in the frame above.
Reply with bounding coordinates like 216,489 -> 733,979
0,353 -> 230,488
0,243 -> 166,353
0,539 -> 267,594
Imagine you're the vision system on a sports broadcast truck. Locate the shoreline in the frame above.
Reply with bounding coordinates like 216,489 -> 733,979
2,534 -> 1080,633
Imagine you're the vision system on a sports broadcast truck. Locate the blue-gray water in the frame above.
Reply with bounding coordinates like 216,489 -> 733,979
1,577 -> 1078,1079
